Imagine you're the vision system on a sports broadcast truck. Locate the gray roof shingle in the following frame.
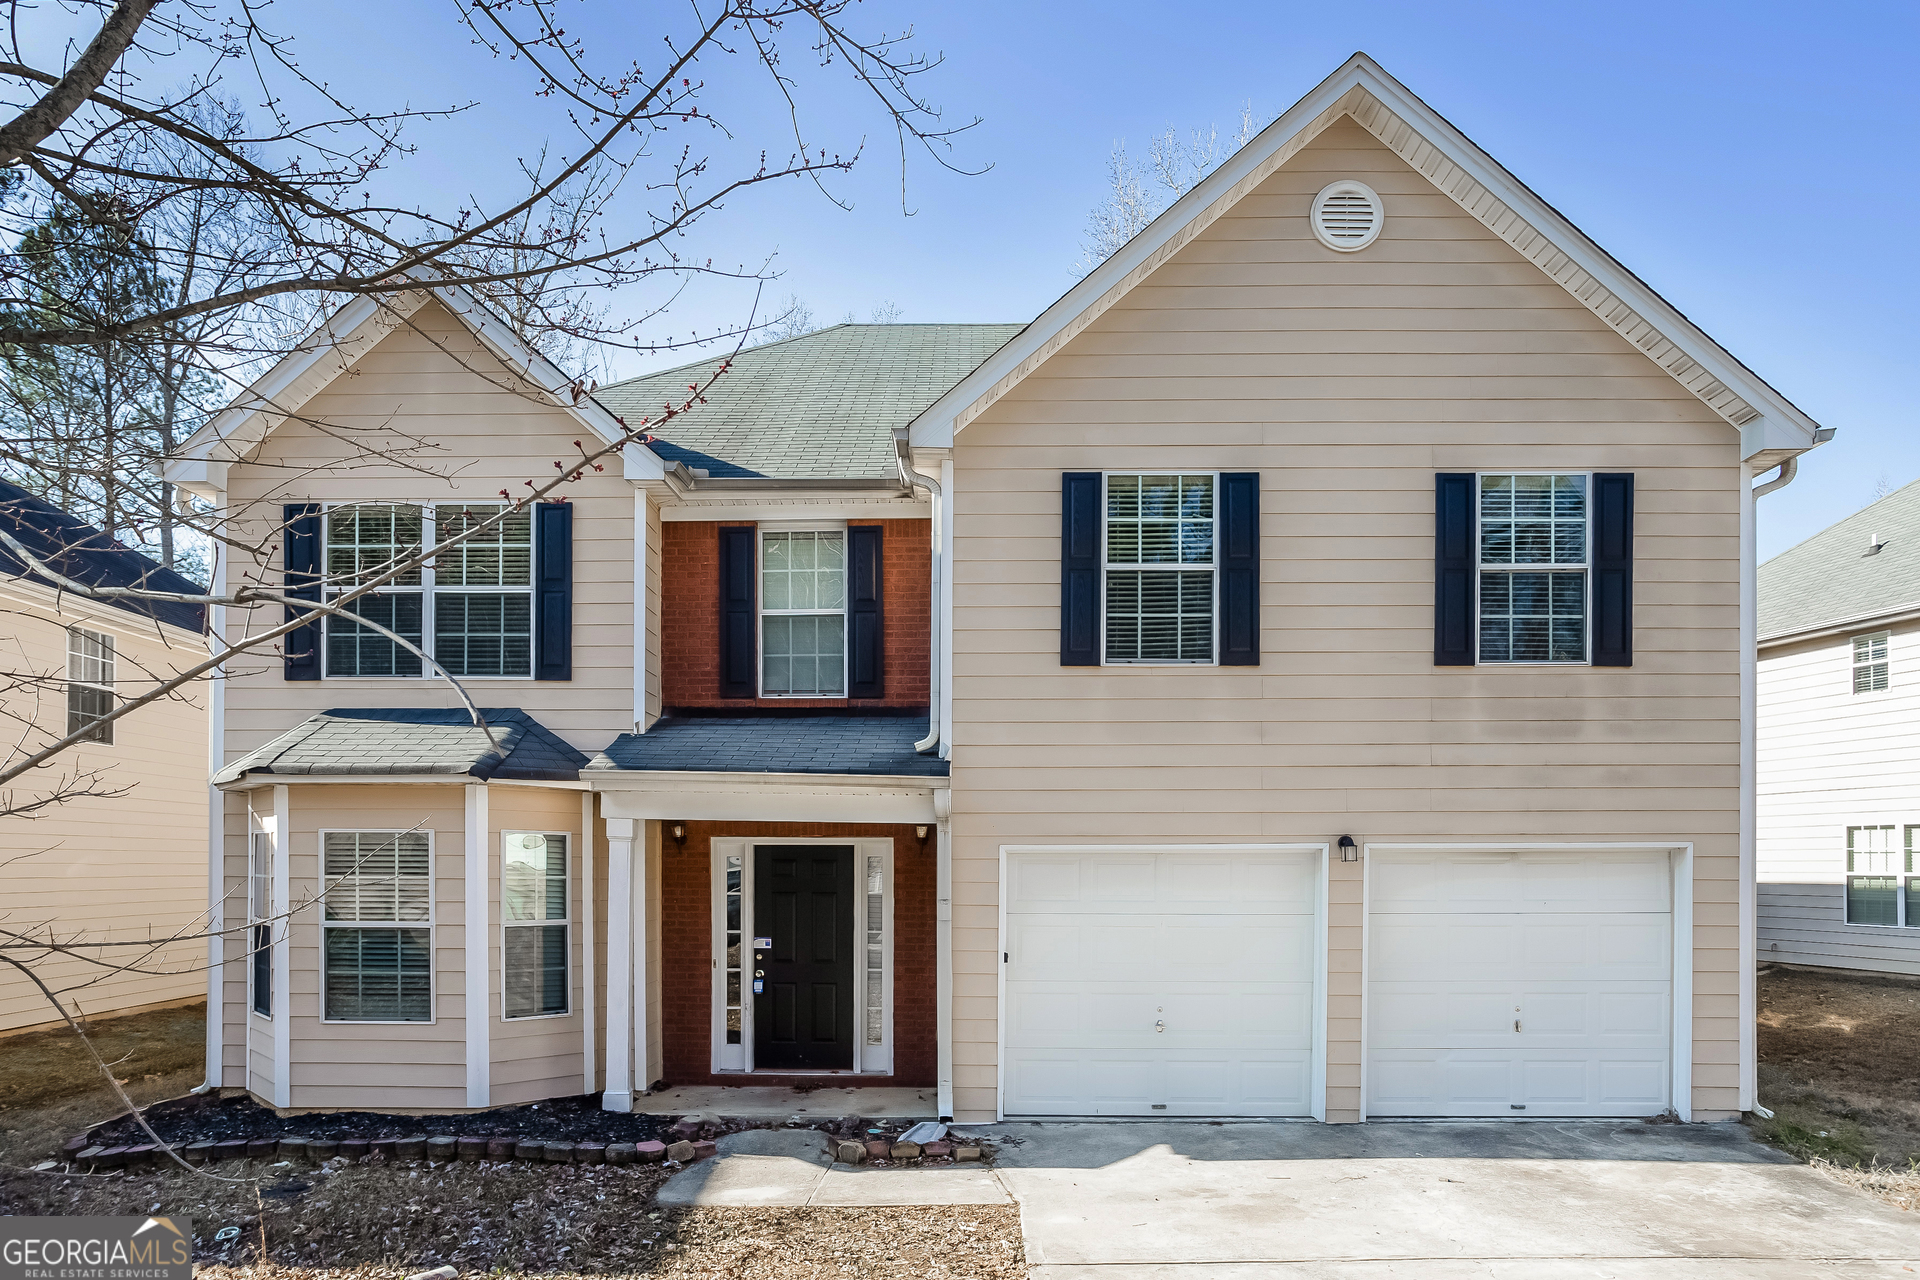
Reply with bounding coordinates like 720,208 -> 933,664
587,716 -> 948,778
0,480 -> 205,631
593,323 -> 1023,480
1759,479 -> 1920,641
214,708 -> 589,784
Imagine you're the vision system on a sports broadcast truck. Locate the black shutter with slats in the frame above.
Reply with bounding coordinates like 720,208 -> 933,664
719,525 -> 758,697
1218,472 -> 1260,665
1590,473 -> 1634,667
1434,473 -> 1476,666
848,524 -> 884,698
534,501 -> 573,680
1061,472 -> 1101,665
283,503 -> 322,680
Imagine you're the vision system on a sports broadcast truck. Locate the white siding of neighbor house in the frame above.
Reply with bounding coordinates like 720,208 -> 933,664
0,587 -> 208,1033
1758,621 -> 1920,975
947,117 -> 1744,1124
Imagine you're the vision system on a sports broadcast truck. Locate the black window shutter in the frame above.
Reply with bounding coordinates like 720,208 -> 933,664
1061,472 -> 1101,665
847,524 -> 884,698
1591,473 -> 1634,667
718,525 -> 758,697
1218,473 -> 1260,665
283,503 -> 322,680
534,501 -> 573,680
1434,474 -> 1476,665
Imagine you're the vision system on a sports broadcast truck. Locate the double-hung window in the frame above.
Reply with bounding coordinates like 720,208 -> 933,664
1846,825 -> 1920,927
1853,632 -> 1890,694
503,832 -> 570,1018
761,529 -> 847,696
1477,473 -> 1589,664
323,503 -> 534,678
1103,473 -> 1216,664
66,626 -> 114,742
322,831 -> 432,1021
249,831 -> 272,1017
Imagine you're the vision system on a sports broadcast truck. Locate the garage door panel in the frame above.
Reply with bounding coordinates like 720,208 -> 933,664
1004,849 -> 1320,1117
1367,850 -> 1672,1118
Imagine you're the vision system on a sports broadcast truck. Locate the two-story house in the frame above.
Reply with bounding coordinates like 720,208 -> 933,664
1757,481 -> 1920,976
166,54 -> 1825,1123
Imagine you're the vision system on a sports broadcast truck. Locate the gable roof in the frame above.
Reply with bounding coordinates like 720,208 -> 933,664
907,53 -> 1823,464
594,324 -> 1023,480
212,707 -> 589,785
0,481 -> 205,632
1759,481 -> 1920,643
162,278 -> 665,496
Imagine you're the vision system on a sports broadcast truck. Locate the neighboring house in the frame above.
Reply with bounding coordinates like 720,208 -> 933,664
1757,482 -> 1920,975
164,53 -> 1826,1123
0,481 -> 208,1033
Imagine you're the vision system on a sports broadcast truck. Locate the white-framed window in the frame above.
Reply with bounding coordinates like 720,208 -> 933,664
66,626 -> 114,742
1477,473 -> 1589,664
1843,824 -> 1920,927
1102,472 -> 1217,664
249,830 -> 272,1018
709,837 -> 894,1074
502,831 -> 570,1019
1852,631 -> 1890,694
760,526 -> 847,696
322,503 -> 534,679
321,830 -> 433,1022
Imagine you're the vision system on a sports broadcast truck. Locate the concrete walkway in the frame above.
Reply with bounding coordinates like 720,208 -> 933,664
971,1119 -> 1920,1278
656,1129 -> 1009,1208
631,1083 -> 937,1118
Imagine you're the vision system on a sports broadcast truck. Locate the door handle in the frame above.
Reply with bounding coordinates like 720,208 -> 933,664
1155,1020 -> 1166,1033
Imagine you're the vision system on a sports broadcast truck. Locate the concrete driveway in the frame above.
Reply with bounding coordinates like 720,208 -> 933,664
969,1119 -> 1919,1278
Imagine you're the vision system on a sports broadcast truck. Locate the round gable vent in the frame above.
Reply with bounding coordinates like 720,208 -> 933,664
1311,180 -> 1384,252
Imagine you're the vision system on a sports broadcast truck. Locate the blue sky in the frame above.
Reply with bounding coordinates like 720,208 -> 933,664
192,1 -> 1920,558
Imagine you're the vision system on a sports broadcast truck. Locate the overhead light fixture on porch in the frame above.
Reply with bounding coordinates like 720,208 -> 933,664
1338,835 -> 1358,862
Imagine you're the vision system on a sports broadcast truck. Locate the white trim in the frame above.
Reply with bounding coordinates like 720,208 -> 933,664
1099,471 -> 1221,667
709,837 -> 897,1077
994,842 -> 1330,1122
635,818 -> 650,1095
601,816 -> 636,1111
1740,465 -> 1758,1113
217,774 -> 587,791
465,783 -> 490,1106
591,770 -> 941,825
659,497 -> 930,522
499,829 -> 573,1021
315,827 -> 438,1025
1357,841 -> 1694,1123
580,792 -> 596,1094
633,490 -> 649,732
1761,602 -> 1920,651
203,532 -> 226,1089
270,785 -> 290,1107
939,457 -> 953,760
934,788 -> 953,1118
906,55 -> 1820,459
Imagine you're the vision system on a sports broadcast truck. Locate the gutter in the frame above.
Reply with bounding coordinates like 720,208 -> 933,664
894,430 -> 944,755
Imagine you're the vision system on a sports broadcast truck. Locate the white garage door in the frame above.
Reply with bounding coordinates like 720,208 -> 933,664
1367,850 -> 1673,1118
1003,848 -> 1319,1117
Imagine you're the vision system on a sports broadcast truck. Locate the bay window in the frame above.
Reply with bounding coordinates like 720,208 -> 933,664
322,830 -> 432,1021
503,831 -> 570,1019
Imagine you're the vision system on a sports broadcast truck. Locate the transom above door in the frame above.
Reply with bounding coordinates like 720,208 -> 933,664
710,837 -> 894,1075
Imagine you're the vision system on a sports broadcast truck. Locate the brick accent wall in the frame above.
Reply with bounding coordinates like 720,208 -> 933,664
660,519 -> 930,710
658,821 -> 936,1089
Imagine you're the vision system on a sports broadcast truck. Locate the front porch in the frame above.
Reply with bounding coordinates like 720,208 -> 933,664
586,715 -> 952,1118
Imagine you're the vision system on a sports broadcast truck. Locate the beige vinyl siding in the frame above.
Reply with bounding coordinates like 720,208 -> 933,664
1757,623 -> 1920,974
489,785 -> 589,1106
280,784 -> 467,1110
948,118 -> 1741,1123
0,590 -> 209,1032
219,298 -> 635,758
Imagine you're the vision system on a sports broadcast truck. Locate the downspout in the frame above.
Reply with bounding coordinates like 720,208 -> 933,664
1743,451 -> 1802,1121
895,431 -> 943,755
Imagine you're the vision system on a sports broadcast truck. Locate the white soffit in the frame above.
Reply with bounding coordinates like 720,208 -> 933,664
164,276 -> 663,490
907,53 -> 1822,462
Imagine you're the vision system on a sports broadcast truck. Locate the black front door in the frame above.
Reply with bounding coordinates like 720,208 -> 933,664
753,845 -> 855,1070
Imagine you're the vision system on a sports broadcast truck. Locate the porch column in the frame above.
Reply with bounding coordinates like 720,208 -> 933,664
602,817 -> 636,1111
935,786 -> 954,1120
465,782 -> 490,1108
269,784 -> 290,1108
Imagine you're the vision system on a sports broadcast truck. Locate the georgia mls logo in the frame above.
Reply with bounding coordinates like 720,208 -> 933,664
1,1216 -> 192,1280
